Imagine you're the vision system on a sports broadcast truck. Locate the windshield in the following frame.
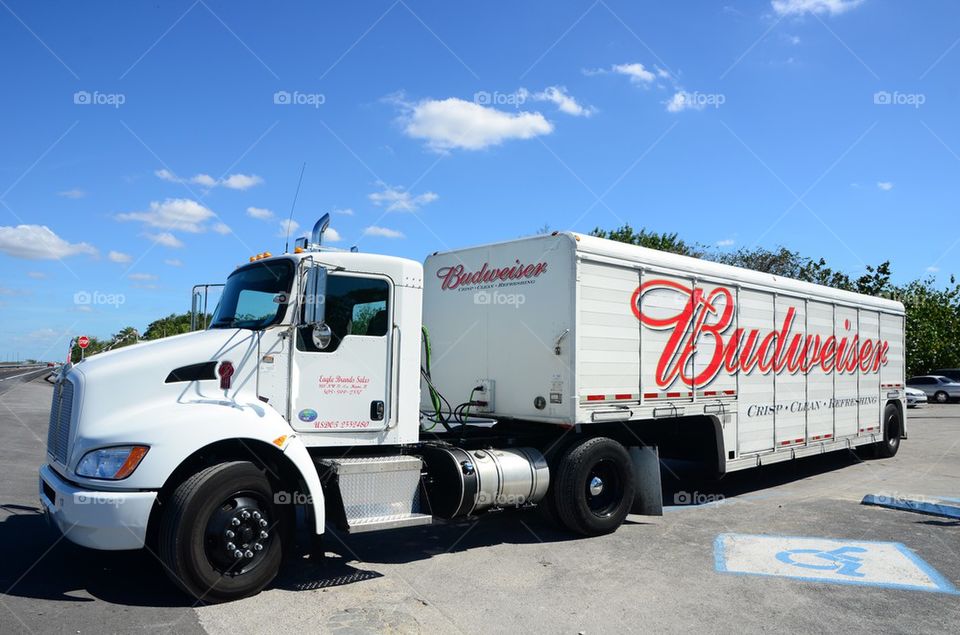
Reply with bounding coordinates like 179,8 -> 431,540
209,260 -> 294,330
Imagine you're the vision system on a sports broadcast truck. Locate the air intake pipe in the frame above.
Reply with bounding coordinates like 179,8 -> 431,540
311,213 -> 331,248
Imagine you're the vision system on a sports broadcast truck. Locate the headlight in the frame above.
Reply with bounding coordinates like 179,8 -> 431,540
76,446 -> 149,480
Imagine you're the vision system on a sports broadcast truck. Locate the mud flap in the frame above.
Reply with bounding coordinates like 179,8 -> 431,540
629,445 -> 663,516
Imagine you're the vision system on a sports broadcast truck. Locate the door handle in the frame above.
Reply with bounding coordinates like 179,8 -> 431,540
371,400 -> 385,421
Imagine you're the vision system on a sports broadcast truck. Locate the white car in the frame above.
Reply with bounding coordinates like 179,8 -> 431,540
905,386 -> 927,408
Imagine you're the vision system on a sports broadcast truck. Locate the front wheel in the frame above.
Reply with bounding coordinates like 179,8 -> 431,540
875,404 -> 902,459
934,391 -> 949,404
158,461 -> 284,603
553,437 -> 635,536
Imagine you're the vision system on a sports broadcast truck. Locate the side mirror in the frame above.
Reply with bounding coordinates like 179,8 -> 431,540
303,265 -> 327,326
311,323 -> 333,350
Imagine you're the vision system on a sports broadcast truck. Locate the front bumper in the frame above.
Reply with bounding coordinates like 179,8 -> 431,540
39,464 -> 157,550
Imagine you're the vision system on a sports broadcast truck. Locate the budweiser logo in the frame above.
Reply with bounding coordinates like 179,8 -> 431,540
437,260 -> 548,290
631,279 -> 890,389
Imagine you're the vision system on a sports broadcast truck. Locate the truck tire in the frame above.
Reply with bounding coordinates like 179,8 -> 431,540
158,461 -> 283,603
875,404 -> 902,459
553,437 -> 635,536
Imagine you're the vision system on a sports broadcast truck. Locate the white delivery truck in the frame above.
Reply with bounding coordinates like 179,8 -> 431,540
39,215 -> 906,602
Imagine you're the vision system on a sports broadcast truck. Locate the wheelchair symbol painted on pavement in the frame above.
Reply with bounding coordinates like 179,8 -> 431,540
775,546 -> 868,577
715,534 -> 959,594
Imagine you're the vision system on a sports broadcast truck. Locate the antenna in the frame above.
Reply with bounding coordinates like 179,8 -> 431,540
284,162 -> 307,253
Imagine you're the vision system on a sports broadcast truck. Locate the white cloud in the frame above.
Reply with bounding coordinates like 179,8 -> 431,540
325,227 -> 342,243
771,0 -> 865,16
877,181 -> 894,191
27,271 -> 47,279
333,207 -> 354,216
587,62 -> 662,85
530,86 -> 596,117
926,265 -> 940,273
221,174 -> 263,190
212,222 -> 232,235
128,272 -> 157,281
665,91 -> 706,113
116,198 -> 216,233
155,169 -> 263,191
190,173 -> 218,187
716,239 -> 735,248
278,219 -> 300,238
369,183 -> 438,212
246,206 -> 274,220
108,250 -> 132,264
0,225 -> 97,260
155,169 -> 179,183
145,232 -> 184,248
363,226 -> 404,239
398,96 -> 553,151
164,258 -> 183,267
57,189 -> 86,199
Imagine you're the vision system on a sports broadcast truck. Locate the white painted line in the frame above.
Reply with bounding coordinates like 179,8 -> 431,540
0,367 -> 48,382
715,534 -> 957,594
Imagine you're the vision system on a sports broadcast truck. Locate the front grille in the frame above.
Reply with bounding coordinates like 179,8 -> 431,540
46,378 -> 75,464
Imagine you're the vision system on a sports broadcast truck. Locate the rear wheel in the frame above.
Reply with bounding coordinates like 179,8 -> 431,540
934,391 -> 949,404
158,461 -> 283,603
553,437 -> 635,536
876,404 -> 902,458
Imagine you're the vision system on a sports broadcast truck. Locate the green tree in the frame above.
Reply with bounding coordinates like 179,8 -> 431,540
590,224 -> 703,257
143,313 -> 196,340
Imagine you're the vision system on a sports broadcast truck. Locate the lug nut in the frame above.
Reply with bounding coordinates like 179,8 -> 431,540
240,510 -> 251,520
258,519 -> 268,528
231,518 -> 241,527
225,530 -> 235,539
233,550 -> 244,559
260,530 -> 269,540
244,550 -> 254,559
252,511 -> 261,520
253,543 -> 263,552
226,542 -> 236,551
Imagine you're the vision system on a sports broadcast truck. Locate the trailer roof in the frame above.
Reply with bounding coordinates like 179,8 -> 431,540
569,232 -> 904,313
427,231 -> 903,313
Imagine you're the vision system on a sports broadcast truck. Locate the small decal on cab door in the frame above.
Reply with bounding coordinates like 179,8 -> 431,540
298,409 -> 318,423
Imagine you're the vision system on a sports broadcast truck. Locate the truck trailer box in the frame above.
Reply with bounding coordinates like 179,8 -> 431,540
423,232 -> 905,468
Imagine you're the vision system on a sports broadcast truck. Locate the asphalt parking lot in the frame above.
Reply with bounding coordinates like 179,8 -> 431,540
1,376 -> 957,634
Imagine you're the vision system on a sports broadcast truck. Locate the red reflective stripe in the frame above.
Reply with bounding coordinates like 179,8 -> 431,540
795,438 -> 804,444
703,391 -> 717,396
723,390 -> 736,395
614,393 -> 633,400
666,392 -> 682,398
586,395 -> 605,401
644,393 -> 659,399
824,434 -> 833,439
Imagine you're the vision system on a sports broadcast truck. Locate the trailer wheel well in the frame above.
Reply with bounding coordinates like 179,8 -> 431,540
144,439 -> 312,552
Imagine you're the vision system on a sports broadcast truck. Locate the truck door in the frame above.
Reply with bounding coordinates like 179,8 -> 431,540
290,272 -> 393,432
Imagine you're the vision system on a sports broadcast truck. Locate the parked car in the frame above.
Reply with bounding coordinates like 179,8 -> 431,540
906,375 -> 960,404
905,386 -> 928,408
930,368 -> 960,382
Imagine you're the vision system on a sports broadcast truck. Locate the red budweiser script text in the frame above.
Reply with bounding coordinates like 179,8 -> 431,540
630,279 -> 890,389
437,260 -> 548,290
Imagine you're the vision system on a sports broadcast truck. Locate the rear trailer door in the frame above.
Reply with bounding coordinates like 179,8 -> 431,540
422,234 -> 576,424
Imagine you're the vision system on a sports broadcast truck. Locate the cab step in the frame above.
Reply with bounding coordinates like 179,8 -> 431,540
316,455 -> 432,534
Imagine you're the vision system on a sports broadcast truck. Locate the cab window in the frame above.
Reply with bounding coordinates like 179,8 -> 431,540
297,274 -> 390,352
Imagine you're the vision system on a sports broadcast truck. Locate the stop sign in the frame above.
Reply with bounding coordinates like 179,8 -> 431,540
78,335 -> 90,349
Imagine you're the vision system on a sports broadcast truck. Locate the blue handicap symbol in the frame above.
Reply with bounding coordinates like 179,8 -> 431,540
775,546 -> 868,577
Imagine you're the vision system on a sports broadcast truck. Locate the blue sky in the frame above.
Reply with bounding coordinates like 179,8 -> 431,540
1,0 -> 958,361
